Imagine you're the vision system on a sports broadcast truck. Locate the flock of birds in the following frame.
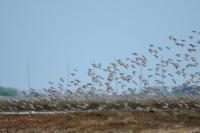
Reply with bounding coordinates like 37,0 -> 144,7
1,30 -> 200,112
57,30 -> 200,98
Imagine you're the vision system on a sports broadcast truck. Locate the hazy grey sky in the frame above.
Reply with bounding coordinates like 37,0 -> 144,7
0,0 -> 200,90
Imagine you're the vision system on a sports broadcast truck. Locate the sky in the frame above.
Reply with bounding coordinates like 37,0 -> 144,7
0,0 -> 200,91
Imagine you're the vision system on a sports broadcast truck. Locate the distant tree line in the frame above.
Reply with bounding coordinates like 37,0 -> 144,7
0,86 -> 18,96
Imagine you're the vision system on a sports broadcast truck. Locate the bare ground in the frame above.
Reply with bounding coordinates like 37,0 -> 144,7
0,110 -> 200,133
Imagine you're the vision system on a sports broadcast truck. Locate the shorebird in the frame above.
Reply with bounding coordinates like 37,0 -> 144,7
188,48 -> 196,53
176,54 -> 181,58
48,81 -> 53,85
189,36 -> 194,39
172,79 -> 176,84
165,46 -> 170,50
132,52 -> 138,56
189,44 -> 197,48
175,42 -> 185,47
158,47 -> 163,51
70,73 -> 75,76
59,78 -> 64,82
74,69 -> 78,72
149,44 -> 154,47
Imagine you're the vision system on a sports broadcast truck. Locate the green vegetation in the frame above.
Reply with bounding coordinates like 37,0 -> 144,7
0,86 -> 18,96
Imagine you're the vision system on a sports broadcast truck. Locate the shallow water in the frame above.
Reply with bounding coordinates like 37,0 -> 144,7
0,111 -> 72,115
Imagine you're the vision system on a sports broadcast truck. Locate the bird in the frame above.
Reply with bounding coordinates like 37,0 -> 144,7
189,36 -> 194,39
132,52 -> 138,56
172,79 -> 176,84
158,47 -> 163,51
165,46 -> 170,50
74,69 -> 78,72
148,75 -> 153,78
70,73 -> 75,76
188,48 -> 196,53
154,54 -> 159,59
189,44 -> 197,48
149,44 -> 154,47
168,35 -> 173,40
128,88 -> 136,94
48,81 -> 53,85
176,54 -> 181,58
59,78 -> 64,82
